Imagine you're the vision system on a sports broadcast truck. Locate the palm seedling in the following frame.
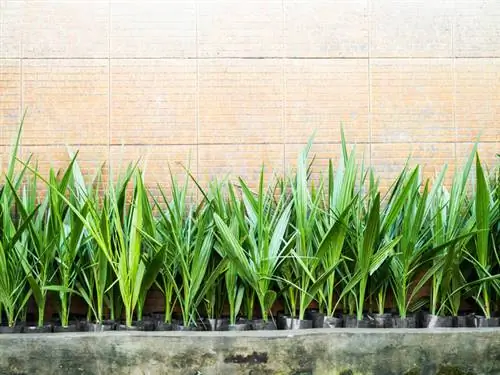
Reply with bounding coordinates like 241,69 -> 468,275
286,140 -> 353,322
384,163 -> 461,324
214,168 -> 292,323
75,178 -> 111,325
14,161 -> 73,328
424,149 -> 477,319
157,171 -> 227,329
106,171 -> 164,327
341,188 -> 401,322
319,137 -> 358,318
463,153 -> 500,319
0,122 -> 35,328
389,168 -> 433,320
207,180 -> 245,326
45,155 -> 89,328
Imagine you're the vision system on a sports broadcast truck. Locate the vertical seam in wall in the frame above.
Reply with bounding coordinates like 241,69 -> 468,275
1,0 -> 5,147
367,0 -> 372,167
452,0 -> 457,164
20,17 -> 24,160
282,0 -> 286,178
108,0 -> 111,181
195,0 -> 200,202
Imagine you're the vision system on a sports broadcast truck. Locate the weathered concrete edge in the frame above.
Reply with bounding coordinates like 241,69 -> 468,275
1,328 -> 500,375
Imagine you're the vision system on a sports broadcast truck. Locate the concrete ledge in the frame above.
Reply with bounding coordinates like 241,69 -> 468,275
1,328 -> 500,375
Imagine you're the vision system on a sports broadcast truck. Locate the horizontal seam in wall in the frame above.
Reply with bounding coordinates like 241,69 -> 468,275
3,56 -> 500,61
10,141 -> 494,148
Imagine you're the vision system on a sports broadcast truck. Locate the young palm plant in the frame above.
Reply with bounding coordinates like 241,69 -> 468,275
286,140 -> 353,322
44,153 -> 96,328
389,171 -> 432,321
14,161 -> 76,328
208,180 -> 245,326
156,172 -> 227,329
319,138 -> 358,318
0,123 -> 35,328
426,151 -> 476,319
464,153 -> 500,319
214,169 -> 292,323
341,191 -> 401,323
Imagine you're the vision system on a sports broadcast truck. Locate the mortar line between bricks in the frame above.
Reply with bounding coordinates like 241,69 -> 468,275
2,56 -> 500,61
29,140 -> 500,146
282,0 -> 286,178
14,140 -> 490,148
452,0 -> 458,164
107,0 -> 111,180
195,0 -> 200,203
367,0 -> 372,168
20,58 -> 24,159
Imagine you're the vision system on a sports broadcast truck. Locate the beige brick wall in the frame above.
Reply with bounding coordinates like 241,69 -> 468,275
1,0 -> 499,190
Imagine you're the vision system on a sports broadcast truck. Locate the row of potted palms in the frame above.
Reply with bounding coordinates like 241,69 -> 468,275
0,125 -> 499,332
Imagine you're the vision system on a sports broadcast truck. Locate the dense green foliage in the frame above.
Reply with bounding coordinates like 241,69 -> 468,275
0,123 -> 499,328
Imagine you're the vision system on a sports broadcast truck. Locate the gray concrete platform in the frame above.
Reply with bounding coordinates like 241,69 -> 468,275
1,328 -> 499,375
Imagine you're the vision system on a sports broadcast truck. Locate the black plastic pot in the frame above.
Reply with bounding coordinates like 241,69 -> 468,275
0,325 -> 23,334
53,324 -> 78,333
456,314 -> 476,328
392,315 -> 417,328
136,320 -> 156,331
201,318 -> 229,331
215,318 -> 229,331
278,317 -> 313,330
344,315 -> 376,328
305,310 -> 324,328
155,322 -> 173,331
174,324 -> 203,331
227,322 -> 249,331
473,316 -> 500,327
322,315 -> 344,328
372,313 -> 393,328
423,314 -> 456,328
23,324 -> 53,334
250,319 -> 277,331
116,324 -> 139,331
200,318 -> 215,331
84,321 -> 116,332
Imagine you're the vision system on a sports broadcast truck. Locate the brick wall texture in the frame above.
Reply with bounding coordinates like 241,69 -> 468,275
1,0 -> 499,190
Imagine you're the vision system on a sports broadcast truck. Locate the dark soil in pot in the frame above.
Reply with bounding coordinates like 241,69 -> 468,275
344,315 -> 376,328
323,315 -> 344,328
0,325 -> 23,334
473,316 -> 499,327
392,315 -> 417,328
372,313 -> 393,328
250,319 -> 277,330
53,324 -> 78,333
423,314 -> 456,328
23,324 -> 53,334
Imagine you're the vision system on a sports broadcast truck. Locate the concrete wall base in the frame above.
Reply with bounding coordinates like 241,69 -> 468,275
1,328 -> 499,375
